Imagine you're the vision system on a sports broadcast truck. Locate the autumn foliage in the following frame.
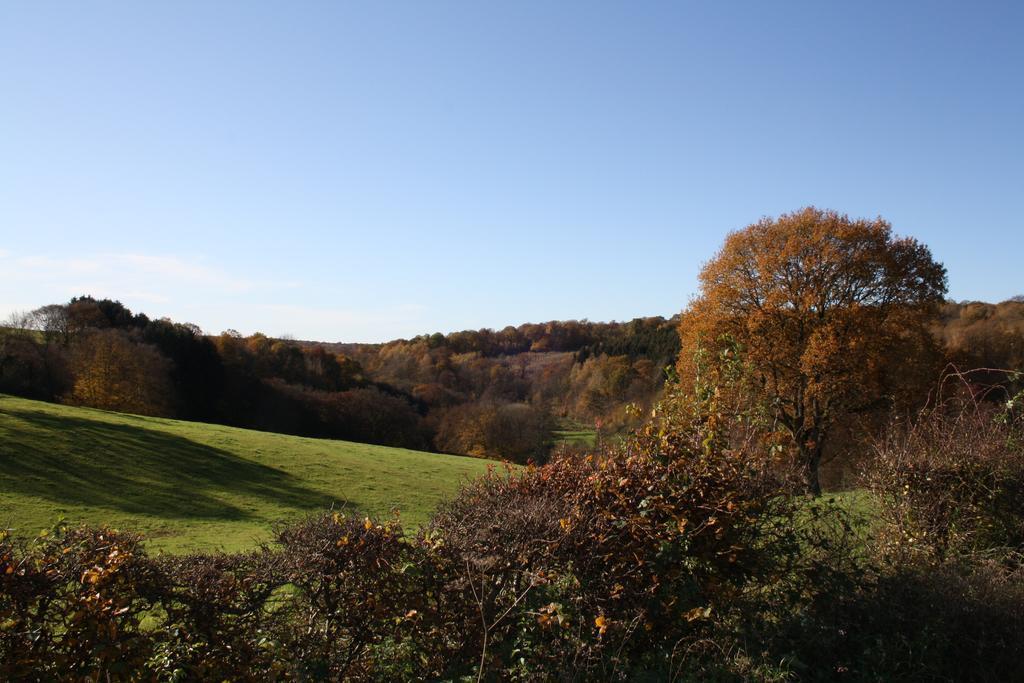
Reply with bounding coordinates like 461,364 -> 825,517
0,364 -> 835,680
678,207 -> 948,493
68,329 -> 174,416
1,296 -> 682,460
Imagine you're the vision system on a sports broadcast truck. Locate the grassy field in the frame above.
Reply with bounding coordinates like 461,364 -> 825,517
0,394 -> 493,553
551,429 -> 598,446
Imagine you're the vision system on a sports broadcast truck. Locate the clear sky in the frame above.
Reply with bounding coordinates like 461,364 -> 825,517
2,1 -> 1021,342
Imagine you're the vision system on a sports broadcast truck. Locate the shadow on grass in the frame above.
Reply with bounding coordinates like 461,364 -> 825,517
0,407 -> 346,521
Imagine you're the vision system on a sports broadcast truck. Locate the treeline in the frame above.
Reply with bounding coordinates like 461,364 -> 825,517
0,297 -> 428,449
2,295 -> 1021,463
329,316 -> 681,360
0,297 -> 680,460
936,299 -> 1024,392
320,316 -> 680,455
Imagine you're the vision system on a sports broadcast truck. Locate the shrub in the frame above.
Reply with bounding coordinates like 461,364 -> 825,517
426,407 -> 816,679
864,405 -> 1024,562
0,526 -> 160,681
812,403 -> 1024,681
150,551 -> 287,681
274,513 -> 440,681
781,558 -> 1024,682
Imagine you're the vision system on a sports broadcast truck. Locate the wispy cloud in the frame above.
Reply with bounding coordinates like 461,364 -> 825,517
254,303 -> 430,342
0,250 -> 426,341
0,250 -> 304,330
8,253 -> 266,294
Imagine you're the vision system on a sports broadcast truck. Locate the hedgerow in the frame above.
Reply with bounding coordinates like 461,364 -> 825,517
2,396 -> 1022,680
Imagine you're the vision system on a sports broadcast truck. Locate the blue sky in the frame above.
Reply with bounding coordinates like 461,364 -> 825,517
2,1 -> 1021,342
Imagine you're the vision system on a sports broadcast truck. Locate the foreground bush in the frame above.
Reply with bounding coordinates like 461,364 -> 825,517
3,401 -> 1023,680
865,405 -> 1024,563
0,526 -> 159,681
1,421 -> 825,681
785,558 -> 1024,682
150,551 -> 286,680
274,513 -> 442,680
811,402 -> 1024,682
427,442 -> 822,678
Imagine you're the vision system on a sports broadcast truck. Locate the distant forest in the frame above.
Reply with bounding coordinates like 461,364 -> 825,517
1,295 -> 1022,467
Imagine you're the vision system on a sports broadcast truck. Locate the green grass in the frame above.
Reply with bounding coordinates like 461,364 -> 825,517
0,394 -> 493,554
826,488 -> 877,519
551,429 -> 598,446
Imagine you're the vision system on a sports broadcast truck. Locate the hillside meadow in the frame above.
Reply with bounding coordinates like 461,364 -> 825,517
0,394 -> 493,553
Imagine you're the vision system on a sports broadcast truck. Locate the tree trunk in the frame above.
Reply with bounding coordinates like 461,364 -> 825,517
803,443 -> 823,496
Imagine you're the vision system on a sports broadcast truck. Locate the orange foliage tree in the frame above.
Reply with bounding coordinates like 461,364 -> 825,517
68,329 -> 173,416
677,207 -> 947,494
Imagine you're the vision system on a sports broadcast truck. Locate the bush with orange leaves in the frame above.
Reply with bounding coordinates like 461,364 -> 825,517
425,387 -> 837,679
0,516 -> 449,682
0,383 -> 858,680
0,526 -> 160,681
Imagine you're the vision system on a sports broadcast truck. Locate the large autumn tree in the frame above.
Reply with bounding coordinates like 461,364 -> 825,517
678,207 -> 948,494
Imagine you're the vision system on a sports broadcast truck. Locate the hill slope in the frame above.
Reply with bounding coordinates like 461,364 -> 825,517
0,395 -> 492,553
